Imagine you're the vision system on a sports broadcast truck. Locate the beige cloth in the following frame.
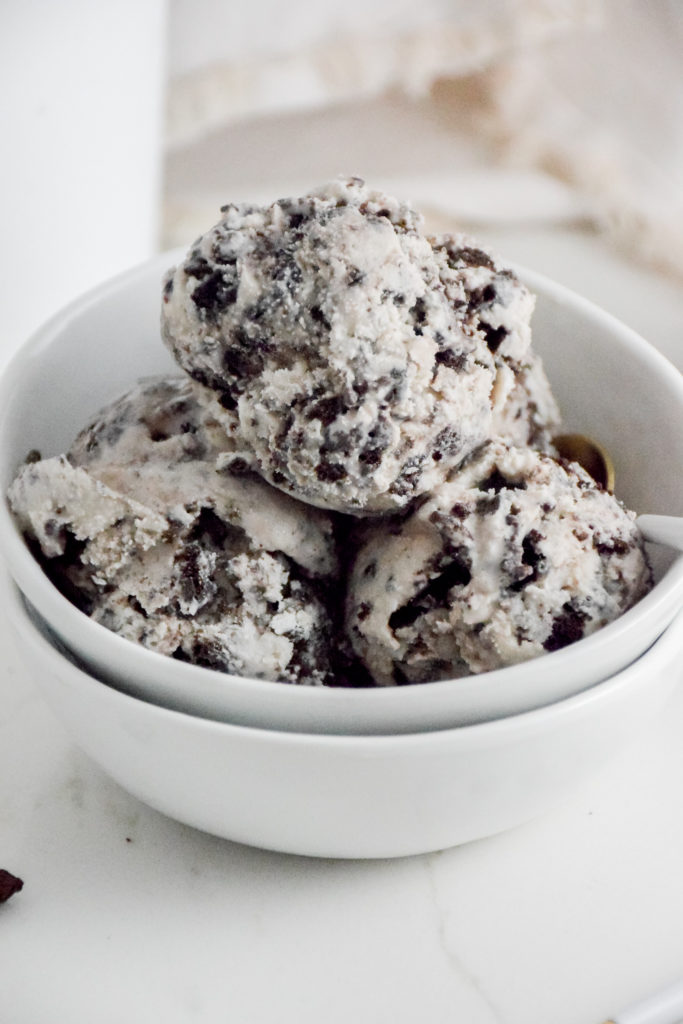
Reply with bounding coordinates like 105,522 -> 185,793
484,0 -> 683,280
166,0 -> 596,147
165,0 -> 683,280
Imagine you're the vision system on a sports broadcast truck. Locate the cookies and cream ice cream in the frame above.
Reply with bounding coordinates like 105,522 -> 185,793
345,440 -> 652,684
9,377 -> 338,684
161,178 -> 499,515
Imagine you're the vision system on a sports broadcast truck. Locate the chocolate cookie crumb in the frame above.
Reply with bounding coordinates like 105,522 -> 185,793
0,869 -> 24,904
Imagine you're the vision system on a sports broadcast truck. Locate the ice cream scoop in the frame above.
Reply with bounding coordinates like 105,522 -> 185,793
8,377 -> 340,684
160,178 -> 505,515
346,439 -> 652,683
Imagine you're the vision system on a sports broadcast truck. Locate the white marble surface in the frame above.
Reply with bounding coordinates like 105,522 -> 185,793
2,569 -> 683,1024
2,152 -> 683,1021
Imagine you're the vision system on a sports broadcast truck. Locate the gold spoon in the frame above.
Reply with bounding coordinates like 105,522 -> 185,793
553,433 -> 683,552
553,433 -> 615,492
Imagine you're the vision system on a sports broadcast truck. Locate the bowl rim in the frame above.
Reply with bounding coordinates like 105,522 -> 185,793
9,577 -> 683,747
0,250 -> 682,725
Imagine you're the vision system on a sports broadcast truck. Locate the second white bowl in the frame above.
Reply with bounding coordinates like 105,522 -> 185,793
8,579 -> 683,859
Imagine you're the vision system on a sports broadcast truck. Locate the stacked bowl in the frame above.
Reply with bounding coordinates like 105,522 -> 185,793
1,252 -> 682,858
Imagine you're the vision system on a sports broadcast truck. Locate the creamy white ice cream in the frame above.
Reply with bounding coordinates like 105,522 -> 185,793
346,439 -> 652,683
9,377 -> 338,684
161,178 -> 498,514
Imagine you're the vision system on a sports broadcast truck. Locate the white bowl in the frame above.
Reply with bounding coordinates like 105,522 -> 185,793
0,253 -> 682,734
7,578 -> 683,858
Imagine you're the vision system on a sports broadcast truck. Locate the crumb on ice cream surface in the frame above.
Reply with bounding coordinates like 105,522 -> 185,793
345,440 -> 652,685
9,377 -> 339,684
161,177 -> 500,515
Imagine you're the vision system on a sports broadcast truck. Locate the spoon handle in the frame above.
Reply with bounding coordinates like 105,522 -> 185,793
602,975 -> 683,1024
636,515 -> 683,552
